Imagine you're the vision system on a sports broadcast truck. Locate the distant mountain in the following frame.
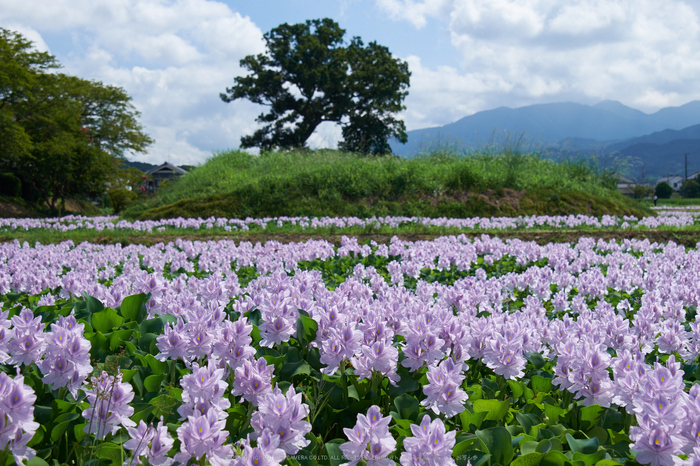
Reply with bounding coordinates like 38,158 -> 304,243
391,100 -> 700,158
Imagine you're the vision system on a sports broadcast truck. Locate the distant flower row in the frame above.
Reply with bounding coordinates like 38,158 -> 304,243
0,213 -> 698,233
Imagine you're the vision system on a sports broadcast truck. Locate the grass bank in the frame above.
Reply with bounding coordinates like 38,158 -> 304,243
123,149 -> 651,220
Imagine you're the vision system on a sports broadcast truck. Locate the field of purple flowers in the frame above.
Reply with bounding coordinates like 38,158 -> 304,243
0,233 -> 698,466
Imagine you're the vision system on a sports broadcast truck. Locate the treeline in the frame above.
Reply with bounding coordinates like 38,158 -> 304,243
0,28 -> 151,213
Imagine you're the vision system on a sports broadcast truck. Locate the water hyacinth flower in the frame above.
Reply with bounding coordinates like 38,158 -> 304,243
174,410 -> 233,466
124,418 -> 174,466
251,385 -> 311,454
82,371 -> 135,439
421,358 -> 468,417
0,372 -> 39,465
232,357 -> 274,406
401,415 -> 456,466
340,406 -> 396,466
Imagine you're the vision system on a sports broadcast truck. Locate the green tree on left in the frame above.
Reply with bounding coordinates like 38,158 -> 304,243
0,28 -> 152,212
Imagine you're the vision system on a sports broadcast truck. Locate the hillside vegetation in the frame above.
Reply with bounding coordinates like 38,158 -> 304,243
123,149 -> 651,220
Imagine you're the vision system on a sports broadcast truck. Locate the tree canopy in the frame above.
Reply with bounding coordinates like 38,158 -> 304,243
0,28 -> 152,212
220,18 -> 410,155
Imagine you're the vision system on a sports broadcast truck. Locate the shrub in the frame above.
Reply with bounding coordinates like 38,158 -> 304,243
0,172 -> 21,197
655,182 -> 674,199
108,188 -> 138,213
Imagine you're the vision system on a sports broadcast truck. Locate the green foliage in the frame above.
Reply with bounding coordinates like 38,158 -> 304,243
0,172 -> 20,197
654,182 -> 673,199
631,185 -> 650,199
107,188 -> 138,213
0,28 -> 152,211
123,149 -> 651,220
220,18 -> 410,154
680,179 -> 700,198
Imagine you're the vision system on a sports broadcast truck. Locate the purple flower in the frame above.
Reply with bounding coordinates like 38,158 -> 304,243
251,385 -> 311,454
401,415 -> 457,466
340,406 -> 396,466
421,359 -> 468,417
82,371 -> 135,439
175,410 -> 233,466
631,427 -> 681,466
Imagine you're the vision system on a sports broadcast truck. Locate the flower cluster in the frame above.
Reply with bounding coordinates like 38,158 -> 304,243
0,372 -> 39,464
251,385 -> 312,454
401,415 -> 456,466
124,418 -> 174,465
421,358 -> 468,417
340,406 -> 396,466
82,371 -> 135,439
39,312 -> 92,396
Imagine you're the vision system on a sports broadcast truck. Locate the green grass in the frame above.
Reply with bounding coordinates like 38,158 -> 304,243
121,148 -> 651,220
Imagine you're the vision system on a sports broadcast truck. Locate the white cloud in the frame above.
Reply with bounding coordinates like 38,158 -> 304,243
0,0 -> 267,165
376,0 -> 700,127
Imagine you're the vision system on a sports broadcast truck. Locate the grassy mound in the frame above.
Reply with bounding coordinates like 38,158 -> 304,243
123,149 -> 652,220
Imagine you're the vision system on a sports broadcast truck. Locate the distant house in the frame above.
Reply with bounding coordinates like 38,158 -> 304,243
145,162 -> 188,192
617,175 -> 636,196
656,175 -> 683,192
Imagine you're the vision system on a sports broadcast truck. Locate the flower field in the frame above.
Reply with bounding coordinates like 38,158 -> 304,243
0,233 -> 699,466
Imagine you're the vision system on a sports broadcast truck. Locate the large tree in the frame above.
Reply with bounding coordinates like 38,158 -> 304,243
0,28 -> 153,211
220,18 -> 410,155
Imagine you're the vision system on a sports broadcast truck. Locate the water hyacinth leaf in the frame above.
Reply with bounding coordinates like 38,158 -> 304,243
453,437 -> 480,459
119,292 -> 148,322
594,461 -> 622,466
531,375 -> 553,393
572,451 -> 606,465
144,374 -> 165,392
543,404 -> 567,424
511,452 -> 545,466
521,441 -> 540,455
296,315 -> 318,346
50,412 -> 80,442
97,442 -> 126,463
324,439 -> 346,466
527,353 -> 546,370
84,294 -> 104,314
508,380 -> 525,398
476,427 -> 513,466
540,450 -> 572,466
587,426 -> 608,445
566,434 -> 599,455
140,317 -> 164,335
91,307 -> 124,333
26,457 -> 50,466
516,412 -> 541,435
579,406 -> 605,432
457,451 -> 490,466
473,399 -> 511,421
393,393 -> 419,421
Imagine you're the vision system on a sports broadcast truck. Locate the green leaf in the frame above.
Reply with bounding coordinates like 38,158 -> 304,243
119,293 -> 148,322
140,317 -> 164,335
144,374 -> 165,392
508,380 -> 525,398
531,375 -> 553,393
512,452 -> 544,466
26,457 -> 50,466
393,393 -> 419,422
473,399 -> 510,421
579,405 -> 605,432
91,307 -> 124,333
528,353 -> 546,369
476,427 -> 514,466
566,434 -> 599,455
84,294 -> 104,314
543,404 -> 567,424
50,412 -> 80,442
540,450 -> 572,466
594,461 -> 623,466
97,442 -> 125,463
296,315 -> 318,346
325,439 -> 346,466
516,412 -> 541,435
572,451 -> 605,466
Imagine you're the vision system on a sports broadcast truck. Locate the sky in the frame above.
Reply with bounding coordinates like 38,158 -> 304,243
2,0 -> 700,165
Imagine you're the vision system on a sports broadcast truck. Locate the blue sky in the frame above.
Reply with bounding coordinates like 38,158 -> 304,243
2,0 -> 700,165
